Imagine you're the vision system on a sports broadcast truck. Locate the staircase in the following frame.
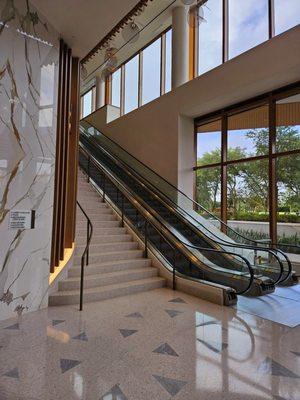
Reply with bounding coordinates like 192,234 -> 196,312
49,171 -> 166,306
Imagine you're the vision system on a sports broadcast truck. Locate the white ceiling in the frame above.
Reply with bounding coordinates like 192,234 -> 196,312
31,0 -> 139,58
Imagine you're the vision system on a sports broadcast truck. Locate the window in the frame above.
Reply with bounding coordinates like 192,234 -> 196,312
111,68 -> 121,108
142,38 -> 161,105
198,0 -> 222,75
81,88 -> 95,118
194,85 -> 300,254
274,0 -> 300,36
196,167 -> 221,218
227,105 -> 269,161
228,0 -> 269,59
124,55 -> 139,114
227,159 -> 269,230
165,29 -> 172,93
276,94 -> 300,153
197,119 -> 221,166
108,29 -> 172,116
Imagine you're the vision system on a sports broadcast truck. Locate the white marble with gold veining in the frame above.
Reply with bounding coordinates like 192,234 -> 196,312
0,0 -> 59,320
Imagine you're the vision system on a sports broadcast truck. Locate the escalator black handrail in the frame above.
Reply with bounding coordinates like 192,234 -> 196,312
80,122 -> 300,255
79,129 -> 288,284
79,144 -> 255,295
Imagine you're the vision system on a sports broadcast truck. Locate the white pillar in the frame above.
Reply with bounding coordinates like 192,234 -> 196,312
172,5 -> 189,89
95,76 -> 106,109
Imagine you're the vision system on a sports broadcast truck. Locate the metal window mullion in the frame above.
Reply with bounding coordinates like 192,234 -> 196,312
138,52 -> 143,107
268,0 -> 275,39
194,11 -> 199,77
161,34 -> 166,96
223,0 -> 229,63
221,113 -> 228,229
120,64 -> 125,115
269,96 -> 277,243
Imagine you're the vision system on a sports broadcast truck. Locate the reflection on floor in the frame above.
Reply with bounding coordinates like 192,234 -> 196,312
236,285 -> 300,327
0,287 -> 299,400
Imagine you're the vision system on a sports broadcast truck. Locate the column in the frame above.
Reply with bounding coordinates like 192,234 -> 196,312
95,76 -> 106,109
172,5 -> 190,89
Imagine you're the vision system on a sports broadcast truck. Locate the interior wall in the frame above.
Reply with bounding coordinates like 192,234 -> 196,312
86,26 -> 300,195
0,0 -> 59,320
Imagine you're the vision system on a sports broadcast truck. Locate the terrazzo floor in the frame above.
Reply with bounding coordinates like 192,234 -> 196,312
0,287 -> 299,400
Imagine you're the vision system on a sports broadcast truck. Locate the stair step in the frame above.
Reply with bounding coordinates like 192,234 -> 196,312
68,258 -> 152,277
49,277 -> 166,306
77,214 -> 116,222
76,234 -> 132,245
75,241 -> 138,255
76,220 -> 121,230
74,249 -> 143,265
59,267 -> 158,291
77,209 -> 112,217
76,227 -> 127,237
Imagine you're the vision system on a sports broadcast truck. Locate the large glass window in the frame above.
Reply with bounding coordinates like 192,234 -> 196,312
198,0 -> 222,75
228,0 -> 269,59
124,55 -> 139,114
165,29 -> 172,93
111,68 -> 121,108
196,166 -> 221,218
195,85 -> 300,254
227,105 -> 269,161
81,88 -> 95,118
227,160 -> 269,238
142,38 -> 161,105
276,94 -> 300,153
274,0 -> 300,36
197,119 -> 221,166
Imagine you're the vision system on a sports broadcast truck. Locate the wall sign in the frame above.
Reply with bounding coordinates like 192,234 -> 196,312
9,210 -> 35,230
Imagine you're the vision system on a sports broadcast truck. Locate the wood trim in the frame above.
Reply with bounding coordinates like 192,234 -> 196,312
50,39 -> 64,273
81,0 -> 153,65
65,57 -> 80,247
189,10 -> 196,80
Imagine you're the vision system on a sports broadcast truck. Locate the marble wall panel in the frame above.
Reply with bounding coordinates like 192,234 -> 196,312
0,0 -> 59,320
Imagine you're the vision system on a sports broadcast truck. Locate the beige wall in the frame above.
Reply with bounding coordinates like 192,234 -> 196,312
86,26 -> 300,189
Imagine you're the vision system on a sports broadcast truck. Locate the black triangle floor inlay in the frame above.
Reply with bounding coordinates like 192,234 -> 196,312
168,298 -> 186,304
153,374 -> 187,396
3,367 -> 19,379
4,323 -> 19,330
126,312 -> 143,318
165,309 -> 183,318
153,343 -> 179,357
119,329 -> 138,338
99,384 -> 128,400
258,357 -> 300,379
72,332 -> 88,341
52,320 -> 65,326
60,359 -> 81,373
197,339 -> 228,353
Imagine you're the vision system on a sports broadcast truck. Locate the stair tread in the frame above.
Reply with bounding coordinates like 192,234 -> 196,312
75,249 -> 142,258
50,277 -> 165,297
63,267 -> 157,283
70,258 -> 151,270
75,240 -> 134,248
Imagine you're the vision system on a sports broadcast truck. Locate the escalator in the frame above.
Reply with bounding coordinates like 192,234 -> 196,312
78,121 -> 298,299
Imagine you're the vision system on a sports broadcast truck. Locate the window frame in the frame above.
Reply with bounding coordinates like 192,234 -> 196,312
106,26 -> 172,116
194,81 -> 300,241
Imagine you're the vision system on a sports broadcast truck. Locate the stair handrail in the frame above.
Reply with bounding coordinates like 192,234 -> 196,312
77,200 -> 93,311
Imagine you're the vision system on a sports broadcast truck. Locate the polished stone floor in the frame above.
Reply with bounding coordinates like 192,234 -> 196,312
0,288 -> 299,400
